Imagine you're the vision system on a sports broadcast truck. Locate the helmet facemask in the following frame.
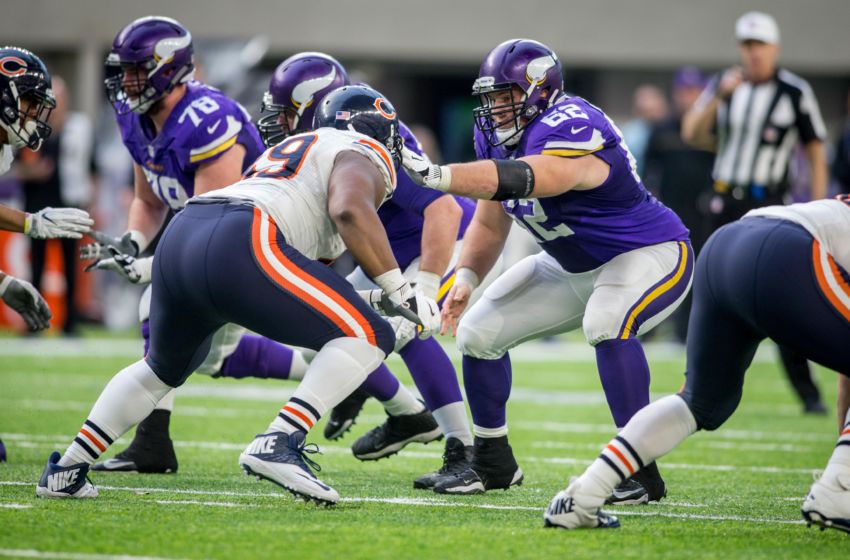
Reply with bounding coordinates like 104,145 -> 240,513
0,81 -> 55,150
473,81 -> 533,148
257,91 -> 305,147
104,54 -> 193,116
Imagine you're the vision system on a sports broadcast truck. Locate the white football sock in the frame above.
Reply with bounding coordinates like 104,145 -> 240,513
473,424 -> 508,438
154,388 -> 176,412
60,359 -> 173,466
287,349 -> 310,381
268,338 -> 385,435
821,407 -> 850,487
432,402 -> 473,446
381,385 -> 426,417
578,395 -> 697,505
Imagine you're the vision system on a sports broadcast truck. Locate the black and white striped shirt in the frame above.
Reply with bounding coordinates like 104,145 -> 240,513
695,68 -> 826,197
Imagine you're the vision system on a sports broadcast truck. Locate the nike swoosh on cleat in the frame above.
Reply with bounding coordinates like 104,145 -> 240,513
294,472 -> 331,491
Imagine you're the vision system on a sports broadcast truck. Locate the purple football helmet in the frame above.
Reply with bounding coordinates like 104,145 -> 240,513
0,46 -> 55,150
473,39 -> 563,147
257,52 -> 349,147
104,16 -> 194,115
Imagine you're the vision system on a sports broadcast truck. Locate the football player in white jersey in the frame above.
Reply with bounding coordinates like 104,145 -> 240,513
37,85 -> 440,504
0,46 -> 92,332
545,196 -> 850,532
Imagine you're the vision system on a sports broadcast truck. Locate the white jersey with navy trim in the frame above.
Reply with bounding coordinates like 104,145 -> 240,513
746,199 -> 850,270
200,127 -> 397,261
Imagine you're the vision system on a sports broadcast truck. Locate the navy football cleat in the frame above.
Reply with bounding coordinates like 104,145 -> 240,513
36,452 -> 98,499
239,431 -> 339,505
544,478 -> 620,529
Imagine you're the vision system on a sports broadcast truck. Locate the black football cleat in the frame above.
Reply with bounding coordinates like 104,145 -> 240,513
351,407 -> 442,461
605,461 -> 667,505
324,388 -> 370,441
92,410 -> 177,473
413,436 -> 473,489
433,436 -> 524,495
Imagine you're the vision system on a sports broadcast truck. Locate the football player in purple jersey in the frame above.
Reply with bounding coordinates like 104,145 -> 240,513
256,52 -> 481,487
81,16 -> 310,475
404,39 -> 692,502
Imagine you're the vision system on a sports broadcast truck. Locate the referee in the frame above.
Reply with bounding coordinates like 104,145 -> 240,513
682,11 -> 829,415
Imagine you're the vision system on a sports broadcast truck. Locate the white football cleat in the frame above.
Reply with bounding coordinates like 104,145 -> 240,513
239,431 -> 339,505
544,478 -> 619,529
801,471 -> 850,534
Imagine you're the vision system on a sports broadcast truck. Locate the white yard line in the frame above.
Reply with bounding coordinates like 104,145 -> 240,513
0,433 -> 823,475
0,503 -> 32,509
153,499 -> 254,508
0,481 -> 801,526
0,549 -> 184,560
531,440 -> 819,453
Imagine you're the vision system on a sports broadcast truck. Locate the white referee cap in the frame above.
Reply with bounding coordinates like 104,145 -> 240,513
735,11 -> 780,44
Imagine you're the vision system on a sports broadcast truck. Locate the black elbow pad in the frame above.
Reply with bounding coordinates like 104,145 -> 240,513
492,159 -> 534,201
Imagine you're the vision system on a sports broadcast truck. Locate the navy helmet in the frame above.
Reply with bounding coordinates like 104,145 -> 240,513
313,85 -> 402,166
0,47 -> 55,150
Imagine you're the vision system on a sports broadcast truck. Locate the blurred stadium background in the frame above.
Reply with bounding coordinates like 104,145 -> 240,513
1,0 -> 850,331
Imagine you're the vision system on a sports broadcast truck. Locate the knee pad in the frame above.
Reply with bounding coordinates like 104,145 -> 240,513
322,337 -> 386,373
582,309 -> 623,346
456,320 -> 505,360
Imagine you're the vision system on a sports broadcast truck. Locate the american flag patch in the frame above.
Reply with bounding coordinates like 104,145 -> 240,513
336,111 -> 351,121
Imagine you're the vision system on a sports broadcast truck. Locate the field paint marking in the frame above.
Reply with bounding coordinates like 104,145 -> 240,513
0,337 -> 781,364
153,499 -> 254,508
0,433 -> 823,476
0,549 -> 184,560
0,482 -> 802,526
0,503 -> 32,509
531,440 -> 818,454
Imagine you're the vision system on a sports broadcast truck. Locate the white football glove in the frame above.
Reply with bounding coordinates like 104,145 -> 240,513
363,269 -> 440,339
387,315 -> 418,353
89,254 -> 153,284
0,274 -> 52,331
80,230 -> 142,262
24,207 -> 94,239
401,147 -> 451,192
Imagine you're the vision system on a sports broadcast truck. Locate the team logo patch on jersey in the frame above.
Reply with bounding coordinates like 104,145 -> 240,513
0,56 -> 27,78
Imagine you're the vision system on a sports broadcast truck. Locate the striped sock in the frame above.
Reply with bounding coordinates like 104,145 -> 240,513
60,420 -> 116,466
269,397 -> 321,435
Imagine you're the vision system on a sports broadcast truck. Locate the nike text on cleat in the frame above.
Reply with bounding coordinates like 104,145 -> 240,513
351,407 -> 442,461
606,461 -> 667,505
544,481 -> 619,530
36,452 -> 98,499
413,437 -> 473,489
323,388 -> 370,441
238,431 -> 339,505
432,435 -> 523,494
801,473 -> 850,534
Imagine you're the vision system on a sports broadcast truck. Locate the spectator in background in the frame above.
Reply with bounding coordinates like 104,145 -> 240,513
17,77 -> 93,335
833,90 -> 850,194
644,67 -> 715,343
682,11 -> 828,415
620,84 -> 668,176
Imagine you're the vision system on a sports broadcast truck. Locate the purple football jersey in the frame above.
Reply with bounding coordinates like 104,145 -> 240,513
380,121 -> 474,269
475,95 -> 689,273
116,81 -> 264,210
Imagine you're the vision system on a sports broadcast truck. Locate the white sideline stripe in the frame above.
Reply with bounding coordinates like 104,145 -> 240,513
0,549 -> 183,560
0,503 -> 32,509
0,434 -> 823,475
0,482 -> 801,526
153,499 -> 254,508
